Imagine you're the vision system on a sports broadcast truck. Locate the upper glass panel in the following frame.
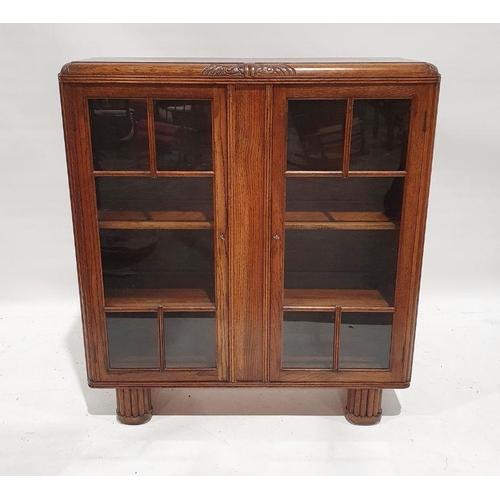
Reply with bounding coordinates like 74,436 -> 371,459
350,99 -> 411,172
287,100 -> 347,171
154,100 -> 212,171
89,99 -> 149,171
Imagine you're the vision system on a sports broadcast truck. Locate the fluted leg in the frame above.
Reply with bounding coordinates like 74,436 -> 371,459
345,388 -> 382,425
116,388 -> 153,425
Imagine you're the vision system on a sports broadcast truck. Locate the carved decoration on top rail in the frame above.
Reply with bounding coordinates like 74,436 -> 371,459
201,63 -> 296,78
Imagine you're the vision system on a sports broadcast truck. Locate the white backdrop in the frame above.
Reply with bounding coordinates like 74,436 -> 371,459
1,24 -> 499,315
1,24 -> 500,476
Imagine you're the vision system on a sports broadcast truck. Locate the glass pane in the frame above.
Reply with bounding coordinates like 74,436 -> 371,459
154,100 -> 212,171
89,99 -> 149,171
287,100 -> 347,171
284,230 -> 399,305
107,313 -> 159,368
350,99 -> 411,172
100,229 -> 214,293
282,312 -> 334,369
164,312 -> 216,368
96,176 -> 213,223
284,175 -> 402,306
286,176 -> 404,221
339,313 -> 392,369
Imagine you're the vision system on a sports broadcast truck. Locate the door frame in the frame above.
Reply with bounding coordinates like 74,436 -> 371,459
269,83 -> 436,385
64,84 -> 229,384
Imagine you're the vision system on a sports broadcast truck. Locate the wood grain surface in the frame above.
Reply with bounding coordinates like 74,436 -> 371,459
60,60 -> 440,424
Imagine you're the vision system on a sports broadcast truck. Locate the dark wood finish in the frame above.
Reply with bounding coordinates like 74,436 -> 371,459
60,59 -> 439,425
116,388 -> 153,424
345,388 -> 382,425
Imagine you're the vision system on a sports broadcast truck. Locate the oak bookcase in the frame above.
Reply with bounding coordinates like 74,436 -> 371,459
59,58 -> 440,425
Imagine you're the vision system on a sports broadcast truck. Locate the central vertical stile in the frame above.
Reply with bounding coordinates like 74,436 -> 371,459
228,84 -> 272,382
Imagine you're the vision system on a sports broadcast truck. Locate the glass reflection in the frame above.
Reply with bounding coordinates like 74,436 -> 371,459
164,312 -> 216,368
284,230 -> 399,305
107,312 -> 159,369
286,177 -> 404,220
287,100 -> 347,171
282,312 -> 334,369
100,229 -> 214,292
154,100 -> 212,171
339,313 -> 392,369
96,177 -> 213,219
89,99 -> 149,171
284,176 -> 403,305
350,99 -> 411,171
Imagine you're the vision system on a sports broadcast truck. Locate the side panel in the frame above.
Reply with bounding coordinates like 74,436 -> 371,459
60,83 -> 107,383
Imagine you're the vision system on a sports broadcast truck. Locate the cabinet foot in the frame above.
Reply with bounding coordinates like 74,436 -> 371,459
345,388 -> 382,425
116,388 -> 153,425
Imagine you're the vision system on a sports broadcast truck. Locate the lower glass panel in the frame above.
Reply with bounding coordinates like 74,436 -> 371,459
339,312 -> 392,369
106,313 -> 159,369
164,312 -> 216,368
282,312 -> 334,369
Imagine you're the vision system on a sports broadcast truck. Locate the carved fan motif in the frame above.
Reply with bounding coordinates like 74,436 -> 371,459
202,63 -> 296,77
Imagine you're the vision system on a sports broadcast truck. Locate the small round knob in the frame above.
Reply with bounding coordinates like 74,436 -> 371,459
219,233 -> 226,240
273,234 -> 280,240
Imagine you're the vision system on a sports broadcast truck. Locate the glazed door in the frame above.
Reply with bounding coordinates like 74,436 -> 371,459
270,85 -> 425,384
74,86 -> 228,384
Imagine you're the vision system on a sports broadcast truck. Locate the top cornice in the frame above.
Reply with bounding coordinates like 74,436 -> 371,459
59,58 -> 440,84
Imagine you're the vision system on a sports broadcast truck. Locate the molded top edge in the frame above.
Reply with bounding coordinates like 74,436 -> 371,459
70,57 -> 419,63
59,58 -> 440,80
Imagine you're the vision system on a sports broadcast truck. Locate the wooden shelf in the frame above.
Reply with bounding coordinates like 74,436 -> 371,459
283,289 -> 392,311
98,210 -> 213,230
285,211 -> 396,230
104,288 -> 216,311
